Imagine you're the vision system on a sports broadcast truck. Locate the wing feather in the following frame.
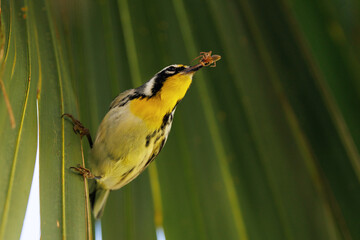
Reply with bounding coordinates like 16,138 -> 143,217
109,89 -> 134,109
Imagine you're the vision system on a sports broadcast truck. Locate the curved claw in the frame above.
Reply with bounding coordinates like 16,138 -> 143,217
62,113 -> 93,148
70,164 -> 101,180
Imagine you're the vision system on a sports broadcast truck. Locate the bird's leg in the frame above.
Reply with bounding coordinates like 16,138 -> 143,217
61,113 -> 93,148
70,164 -> 101,180
62,114 -> 99,179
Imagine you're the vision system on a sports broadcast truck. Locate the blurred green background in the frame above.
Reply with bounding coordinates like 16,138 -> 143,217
0,0 -> 359,239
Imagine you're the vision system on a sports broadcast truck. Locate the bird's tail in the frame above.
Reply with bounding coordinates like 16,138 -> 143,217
90,182 -> 110,219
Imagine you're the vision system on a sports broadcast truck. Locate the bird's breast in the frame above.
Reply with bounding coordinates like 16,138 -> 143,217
90,104 -> 175,190
129,74 -> 192,129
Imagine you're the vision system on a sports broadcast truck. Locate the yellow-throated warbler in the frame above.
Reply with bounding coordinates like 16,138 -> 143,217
63,52 -> 221,218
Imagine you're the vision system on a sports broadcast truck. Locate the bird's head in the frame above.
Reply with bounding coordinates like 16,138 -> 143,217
129,64 -> 203,128
137,64 -> 203,99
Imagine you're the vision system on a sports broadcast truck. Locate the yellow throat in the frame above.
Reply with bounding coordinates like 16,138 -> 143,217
130,73 -> 193,129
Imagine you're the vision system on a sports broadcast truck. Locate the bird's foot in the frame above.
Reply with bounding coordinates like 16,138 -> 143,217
70,164 -> 101,180
61,113 -> 93,148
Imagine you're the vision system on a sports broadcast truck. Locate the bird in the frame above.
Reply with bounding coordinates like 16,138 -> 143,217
63,52 -> 221,219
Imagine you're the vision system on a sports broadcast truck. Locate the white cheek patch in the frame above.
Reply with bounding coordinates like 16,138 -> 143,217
143,77 -> 156,96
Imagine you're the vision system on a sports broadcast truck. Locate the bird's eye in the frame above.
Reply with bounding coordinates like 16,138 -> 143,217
165,66 -> 176,75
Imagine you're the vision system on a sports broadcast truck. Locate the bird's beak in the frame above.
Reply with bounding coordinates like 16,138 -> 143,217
182,63 -> 203,74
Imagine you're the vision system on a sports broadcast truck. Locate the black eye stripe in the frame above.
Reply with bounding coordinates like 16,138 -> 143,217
164,66 -> 186,75
149,65 -> 188,96
167,66 -> 176,71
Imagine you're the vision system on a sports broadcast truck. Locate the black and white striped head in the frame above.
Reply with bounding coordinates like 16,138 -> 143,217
136,64 -> 202,97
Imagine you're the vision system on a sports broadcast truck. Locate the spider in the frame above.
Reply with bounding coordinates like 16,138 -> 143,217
193,51 -> 221,67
